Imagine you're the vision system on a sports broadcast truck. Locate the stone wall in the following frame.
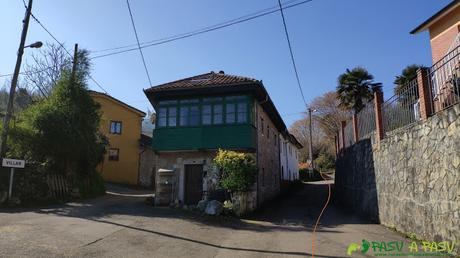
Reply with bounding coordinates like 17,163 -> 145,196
139,148 -> 156,187
255,102 -> 281,205
336,104 -> 460,245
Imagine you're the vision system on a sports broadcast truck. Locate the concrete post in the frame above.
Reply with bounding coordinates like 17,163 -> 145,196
417,68 -> 433,120
340,120 -> 346,149
374,91 -> 384,142
352,114 -> 359,143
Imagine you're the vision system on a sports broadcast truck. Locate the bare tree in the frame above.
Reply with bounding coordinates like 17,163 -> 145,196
310,91 -> 351,140
23,42 -> 71,97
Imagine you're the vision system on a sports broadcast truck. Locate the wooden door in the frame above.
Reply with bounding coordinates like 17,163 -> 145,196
184,164 -> 203,205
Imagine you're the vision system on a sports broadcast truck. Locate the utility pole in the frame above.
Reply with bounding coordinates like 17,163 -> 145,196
308,107 -> 314,171
0,0 -> 34,158
71,44 -> 78,82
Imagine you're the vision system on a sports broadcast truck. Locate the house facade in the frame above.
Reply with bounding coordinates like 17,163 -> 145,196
280,133 -> 302,183
411,0 -> 460,64
90,91 -> 146,185
411,0 -> 460,112
144,71 -> 296,207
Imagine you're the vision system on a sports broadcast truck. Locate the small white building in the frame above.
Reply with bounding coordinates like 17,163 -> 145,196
280,133 -> 303,182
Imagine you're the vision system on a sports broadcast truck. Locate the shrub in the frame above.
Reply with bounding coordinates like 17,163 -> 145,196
314,153 -> 335,172
213,149 -> 257,192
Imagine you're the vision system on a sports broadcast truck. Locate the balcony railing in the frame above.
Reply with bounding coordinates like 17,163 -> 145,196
429,44 -> 460,113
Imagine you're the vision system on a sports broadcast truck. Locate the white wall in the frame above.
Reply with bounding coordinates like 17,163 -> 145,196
279,135 -> 300,181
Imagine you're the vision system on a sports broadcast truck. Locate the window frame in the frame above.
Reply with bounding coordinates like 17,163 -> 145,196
108,148 -> 120,161
155,95 -> 252,128
109,120 -> 122,135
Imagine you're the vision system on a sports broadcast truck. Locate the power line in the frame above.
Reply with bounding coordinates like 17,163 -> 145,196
90,0 -> 314,60
92,0 -> 301,54
126,0 -> 152,86
277,0 -> 308,107
20,0 -> 108,94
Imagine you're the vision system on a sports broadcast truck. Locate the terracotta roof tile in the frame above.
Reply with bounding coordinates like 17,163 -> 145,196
145,71 -> 260,92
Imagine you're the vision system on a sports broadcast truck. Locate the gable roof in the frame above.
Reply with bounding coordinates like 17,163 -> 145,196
411,0 -> 460,34
89,90 -> 146,117
144,71 -> 259,93
143,71 -> 288,133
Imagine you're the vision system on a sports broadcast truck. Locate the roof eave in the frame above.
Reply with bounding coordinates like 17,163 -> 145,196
410,0 -> 460,34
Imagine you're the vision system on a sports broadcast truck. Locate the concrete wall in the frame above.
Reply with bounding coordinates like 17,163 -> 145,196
336,104 -> 460,244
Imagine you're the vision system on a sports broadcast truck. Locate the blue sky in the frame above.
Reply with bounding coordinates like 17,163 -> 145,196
0,0 -> 451,126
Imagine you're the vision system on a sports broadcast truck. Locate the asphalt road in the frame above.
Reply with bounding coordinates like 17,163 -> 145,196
0,181 -> 412,258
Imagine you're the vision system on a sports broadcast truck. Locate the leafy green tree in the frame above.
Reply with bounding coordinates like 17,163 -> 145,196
336,67 -> 382,114
8,49 -> 107,196
213,149 -> 257,192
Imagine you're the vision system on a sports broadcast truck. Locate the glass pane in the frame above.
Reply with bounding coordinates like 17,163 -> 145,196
213,104 -> 223,124
179,99 -> 199,104
226,103 -> 235,123
117,122 -> 122,133
189,106 -> 199,126
203,97 -> 223,103
158,100 -> 178,105
180,107 -> 189,126
237,103 -> 247,123
158,108 -> 167,127
225,95 -> 246,101
168,107 -> 177,127
202,105 -> 211,125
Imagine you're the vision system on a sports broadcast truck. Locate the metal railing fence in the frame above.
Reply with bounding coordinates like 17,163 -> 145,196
357,100 -> 375,140
429,44 -> 460,113
382,79 -> 420,134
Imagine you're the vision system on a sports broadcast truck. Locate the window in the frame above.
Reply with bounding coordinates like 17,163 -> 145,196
108,148 -> 119,161
158,108 -> 167,127
274,133 -> 277,146
110,121 -> 122,134
226,103 -> 235,123
190,106 -> 200,126
267,125 -> 270,139
168,107 -> 177,127
213,104 -> 223,124
237,103 -> 247,123
179,107 -> 189,126
202,105 -> 211,125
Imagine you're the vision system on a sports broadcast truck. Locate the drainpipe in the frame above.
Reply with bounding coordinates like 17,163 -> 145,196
254,99 -> 260,207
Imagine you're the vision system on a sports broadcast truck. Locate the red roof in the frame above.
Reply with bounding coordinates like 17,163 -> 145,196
144,71 -> 259,93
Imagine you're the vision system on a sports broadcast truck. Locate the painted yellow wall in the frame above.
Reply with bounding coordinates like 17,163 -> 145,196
91,93 -> 144,185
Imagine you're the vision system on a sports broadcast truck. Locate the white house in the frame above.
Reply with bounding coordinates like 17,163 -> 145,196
280,133 -> 303,182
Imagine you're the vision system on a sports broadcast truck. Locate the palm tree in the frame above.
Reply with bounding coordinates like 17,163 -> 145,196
336,67 -> 382,114
394,64 -> 425,95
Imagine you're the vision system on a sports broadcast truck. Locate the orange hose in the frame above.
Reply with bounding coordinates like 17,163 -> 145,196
311,171 -> 332,258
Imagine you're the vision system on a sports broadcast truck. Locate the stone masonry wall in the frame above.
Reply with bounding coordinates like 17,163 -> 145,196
336,104 -> 460,245
255,102 -> 281,206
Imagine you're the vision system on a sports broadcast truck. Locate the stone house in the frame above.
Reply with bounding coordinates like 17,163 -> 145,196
143,71 -> 295,208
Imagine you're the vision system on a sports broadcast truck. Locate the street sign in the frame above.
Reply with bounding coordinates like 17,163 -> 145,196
2,158 -> 25,200
2,158 -> 25,168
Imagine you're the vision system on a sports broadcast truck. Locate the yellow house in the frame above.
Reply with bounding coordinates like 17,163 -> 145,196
89,91 -> 146,185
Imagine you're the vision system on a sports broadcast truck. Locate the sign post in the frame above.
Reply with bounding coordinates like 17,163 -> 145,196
2,158 -> 25,200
